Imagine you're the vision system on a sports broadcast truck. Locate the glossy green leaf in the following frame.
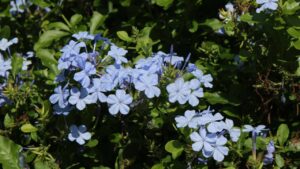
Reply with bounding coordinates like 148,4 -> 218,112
154,0 -> 174,9
70,14 -> 83,27
117,31 -> 133,42
275,154 -> 285,168
11,55 -> 23,78
90,12 -> 106,34
0,135 -> 22,169
287,27 -> 300,38
276,124 -> 289,146
165,140 -> 184,159
34,30 -> 69,50
21,123 -> 38,133
4,114 -> 15,128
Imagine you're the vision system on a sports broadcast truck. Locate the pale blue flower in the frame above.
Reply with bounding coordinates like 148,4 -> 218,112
175,110 -> 198,128
10,0 -> 29,14
134,74 -> 161,98
87,78 -> 107,103
222,119 -> 241,142
106,90 -> 133,115
256,0 -> 278,13
60,40 -> 85,58
186,63 -> 197,72
135,53 -> 164,74
108,45 -> 128,65
49,85 -> 69,108
164,55 -> 184,65
263,141 -> 275,165
211,136 -> 229,162
74,62 -> 96,88
68,124 -> 92,145
22,58 -> 31,71
225,2 -> 235,12
192,69 -> 213,88
166,78 -> 191,104
187,79 -> 204,107
72,32 -> 94,40
0,54 -> 12,77
243,125 -> 266,135
0,38 -> 18,51
68,87 -> 94,110
197,112 -> 223,126
190,127 -> 216,152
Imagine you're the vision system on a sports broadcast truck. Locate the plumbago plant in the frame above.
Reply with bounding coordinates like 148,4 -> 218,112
1,0 -> 300,168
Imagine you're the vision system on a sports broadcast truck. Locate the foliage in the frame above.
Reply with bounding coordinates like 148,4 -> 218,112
1,0 -> 300,168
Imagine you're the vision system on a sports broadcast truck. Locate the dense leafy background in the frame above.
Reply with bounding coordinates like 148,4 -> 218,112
1,0 -> 300,168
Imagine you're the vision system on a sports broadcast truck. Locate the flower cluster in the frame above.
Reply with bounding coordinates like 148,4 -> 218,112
0,37 -> 33,107
175,108 -> 241,162
256,0 -> 278,13
50,31 -> 215,144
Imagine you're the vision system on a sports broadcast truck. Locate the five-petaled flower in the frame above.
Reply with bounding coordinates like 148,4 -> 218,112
68,124 -> 92,145
106,90 -> 133,115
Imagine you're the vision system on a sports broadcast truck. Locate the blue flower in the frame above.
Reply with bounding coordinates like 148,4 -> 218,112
190,127 -> 216,153
186,63 -> 197,72
256,0 -> 278,13
166,78 -> 191,104
222,119 -> 241,142
68,125 -> 92,145
192,69 -> 213,88
263,141 -> 275,165
187,79 -> 204,107
242,125 -> 266,135
74,61 -> 96,88
164,54 -> 184,66
10,0 -> 29,14
60,40 -> 85,58
175,110 -> 198,128
211,136 -> 229,162
106,90 -> 133,115
0,54 -> 12,77
0,38 -> 18,51
134,74 -> 161,98
72,32 -> 94,40
49,85 -> 69,108
68,87 -> 95,110
87,78 -> 107,103
108,45 -> 128,65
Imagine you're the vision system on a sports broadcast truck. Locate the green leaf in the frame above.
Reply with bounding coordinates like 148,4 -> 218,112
189,20 -> 198,33
287,27 -> 300,38
117,31 -> 133,42
154,0 -> 174,9
164,140 -> 184,159
276,124 -> 289,146
21,123 -> 38,133
292,39 -> 300,50
199,18 -> 223,31
204,92 -> 229,105
70,14 -> 83,27
0,135 -> 22,169
282,0 -> 300,15
34,30 -> 69,50
11,55 -> 23,78
34,157 -> 59,169
48,22 -> 70,32
86,139 -> 99,148
89,12 -> 106,34
35,49 -> 59,76
4,114 -> 15,128
31,0 -> 51,7
151,163 -> 164,169
275,154 -> 285,168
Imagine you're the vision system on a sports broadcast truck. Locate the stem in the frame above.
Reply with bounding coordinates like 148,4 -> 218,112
252,131 -> 257,161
